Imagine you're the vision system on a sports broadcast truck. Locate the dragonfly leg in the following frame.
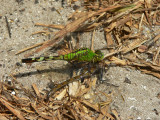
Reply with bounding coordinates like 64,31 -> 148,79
76,62 -> 93,83
47,80 -> 56,90
97,67 -> 105,83
97,62 -> 110,83
87,63 -> 92,74
97,63 -> 117,84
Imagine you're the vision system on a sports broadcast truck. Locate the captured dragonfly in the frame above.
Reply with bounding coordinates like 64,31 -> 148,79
22,48 -> 105,98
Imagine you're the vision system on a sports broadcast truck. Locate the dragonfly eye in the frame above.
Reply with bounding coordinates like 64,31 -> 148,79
95,50 -> 104,61
95,50 -> 103,56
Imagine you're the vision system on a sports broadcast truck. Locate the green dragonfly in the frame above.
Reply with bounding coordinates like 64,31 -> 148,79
22,48 -> 104,63
22,48 -> 104,98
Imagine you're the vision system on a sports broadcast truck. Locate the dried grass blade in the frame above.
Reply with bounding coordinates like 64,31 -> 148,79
103,49 -> 122,59
97,114 -> 105,120
153,46 -> 160,64
112,109 -> 120,120
31,31 -> 50,35
70,108 -> 79,120
15,42 -> 43,55
35,23 -> 64,29
121,38 -> 147,54
0,97 -> 25,120
105,2 -> 142,24
140,69 -> 160,79
80,99 -> 100,112
77,110 -> 93,120
153,33 -> 160,42
129,60 -> 160,71
57,109 -> 62,120
32,83 -> 41,98
31,103 -> 53,120
109,56 -> 127,65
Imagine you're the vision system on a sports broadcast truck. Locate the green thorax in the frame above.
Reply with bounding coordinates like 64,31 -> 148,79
62,48 -> 104,62
22,48 -> 104,63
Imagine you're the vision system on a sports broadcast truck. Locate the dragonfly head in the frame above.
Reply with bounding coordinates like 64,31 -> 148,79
95,50 -> 104,62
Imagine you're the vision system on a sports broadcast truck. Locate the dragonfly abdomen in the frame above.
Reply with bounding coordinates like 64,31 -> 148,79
22,56 -> 60,63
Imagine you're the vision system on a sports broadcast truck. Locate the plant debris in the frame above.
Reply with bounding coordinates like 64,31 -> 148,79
0,73 -> 117,119
2,0 -> 160,119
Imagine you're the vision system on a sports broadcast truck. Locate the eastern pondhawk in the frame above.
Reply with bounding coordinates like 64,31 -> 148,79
22,48 -> 104,98
22,48 -> 104,63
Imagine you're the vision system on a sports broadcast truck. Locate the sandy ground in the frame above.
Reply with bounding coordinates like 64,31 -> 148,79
0,0 -> 160,119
